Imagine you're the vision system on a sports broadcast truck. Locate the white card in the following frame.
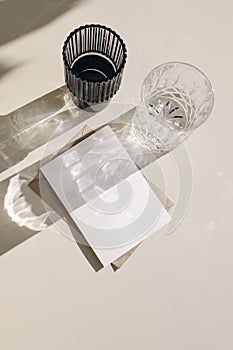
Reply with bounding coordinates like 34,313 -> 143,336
41,126 -> 171,266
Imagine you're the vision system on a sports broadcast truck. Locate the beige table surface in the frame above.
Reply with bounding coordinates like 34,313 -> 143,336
0,1 -> 233,349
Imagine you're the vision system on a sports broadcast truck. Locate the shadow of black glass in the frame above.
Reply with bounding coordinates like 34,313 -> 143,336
0,86 -> 109,173
0,0 -> 82,46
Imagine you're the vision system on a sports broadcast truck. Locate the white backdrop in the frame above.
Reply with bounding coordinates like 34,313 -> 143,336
0,1 -> 232,349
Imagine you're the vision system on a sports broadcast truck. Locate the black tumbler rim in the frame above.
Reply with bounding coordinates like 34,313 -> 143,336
62,24 -> 127,104
62,24 -> 127,84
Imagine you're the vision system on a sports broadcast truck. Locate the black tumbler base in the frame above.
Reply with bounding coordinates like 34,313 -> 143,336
71,92 -> 109,112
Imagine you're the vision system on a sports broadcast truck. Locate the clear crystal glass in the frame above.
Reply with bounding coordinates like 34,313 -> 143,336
133,62 -> 214,152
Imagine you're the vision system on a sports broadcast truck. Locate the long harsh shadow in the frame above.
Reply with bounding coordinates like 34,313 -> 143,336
0,0 -> 82,46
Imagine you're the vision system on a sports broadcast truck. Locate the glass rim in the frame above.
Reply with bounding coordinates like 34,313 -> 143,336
143,61 -> 213,90
62,24 -> 127,84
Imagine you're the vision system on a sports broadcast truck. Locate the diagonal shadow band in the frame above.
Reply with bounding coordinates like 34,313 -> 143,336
0,85 -> 102,173
0,0 -> 83,46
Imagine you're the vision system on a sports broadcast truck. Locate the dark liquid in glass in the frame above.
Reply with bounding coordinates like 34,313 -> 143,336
72,54 -> 116,82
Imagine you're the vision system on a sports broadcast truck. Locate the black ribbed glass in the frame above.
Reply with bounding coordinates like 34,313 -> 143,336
62,24 -> 127,105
